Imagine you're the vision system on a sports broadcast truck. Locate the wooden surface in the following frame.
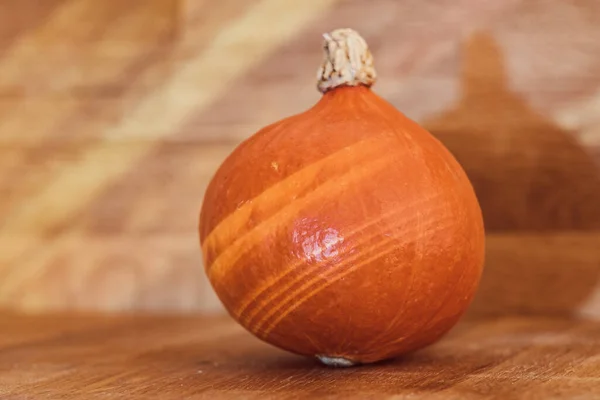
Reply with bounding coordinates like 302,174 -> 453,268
0,313 -> 599,399
1,0 -> 600,315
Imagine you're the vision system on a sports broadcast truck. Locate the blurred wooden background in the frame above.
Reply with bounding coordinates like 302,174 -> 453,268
1,0 -> 600,317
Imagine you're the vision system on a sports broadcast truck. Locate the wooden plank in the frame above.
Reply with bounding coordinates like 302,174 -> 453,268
2,231 -> 600,316
0,233 -> 218,312
0,311 -> 123,348
0,0 -> 177,96
469,234 -> 600,319
0,47 -> 175,97
0,0 -> 63,49
0,0 -> 177,48
0,142 -> 234,234
0,313 -> 598,398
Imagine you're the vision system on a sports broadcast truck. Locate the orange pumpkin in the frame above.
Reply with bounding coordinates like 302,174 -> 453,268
199,28 -> 485,366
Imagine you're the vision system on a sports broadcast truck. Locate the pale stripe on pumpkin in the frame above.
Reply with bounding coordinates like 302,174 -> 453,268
201,136 -> 389,262
205,139 -> 404,283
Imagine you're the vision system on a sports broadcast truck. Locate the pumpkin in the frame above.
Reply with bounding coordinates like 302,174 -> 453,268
199,28 -> 485,366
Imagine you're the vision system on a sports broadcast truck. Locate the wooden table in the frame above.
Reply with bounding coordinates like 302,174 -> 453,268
1,313 -> 599,399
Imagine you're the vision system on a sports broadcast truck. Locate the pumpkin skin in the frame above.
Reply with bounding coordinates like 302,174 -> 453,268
199,84 -> 485,365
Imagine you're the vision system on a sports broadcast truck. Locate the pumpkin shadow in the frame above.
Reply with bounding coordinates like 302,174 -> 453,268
422,32 -> 600,317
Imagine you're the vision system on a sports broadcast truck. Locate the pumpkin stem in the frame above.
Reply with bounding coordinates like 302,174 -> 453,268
317,28 -> 377,93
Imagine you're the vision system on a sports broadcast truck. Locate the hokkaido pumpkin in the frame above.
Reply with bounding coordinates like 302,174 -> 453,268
199,28 -> 485,366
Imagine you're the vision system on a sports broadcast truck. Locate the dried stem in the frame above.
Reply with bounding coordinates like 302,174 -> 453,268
317,28 -> 377,93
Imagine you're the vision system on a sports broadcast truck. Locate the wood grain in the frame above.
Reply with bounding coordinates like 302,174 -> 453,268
1,0 -> 600,315
0,313 -> 599,399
